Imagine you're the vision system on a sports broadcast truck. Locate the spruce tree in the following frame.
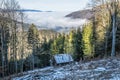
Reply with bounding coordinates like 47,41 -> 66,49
28,23 -> 39,69
74,27 -> 83,61
82,23 -> 94,57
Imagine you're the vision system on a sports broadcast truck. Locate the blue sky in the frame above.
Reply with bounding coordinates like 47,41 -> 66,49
17,0 -> 89,11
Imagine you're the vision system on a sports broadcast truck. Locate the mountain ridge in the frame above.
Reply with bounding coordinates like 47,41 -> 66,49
65,9 -> 94,20
16,9 -> 53,12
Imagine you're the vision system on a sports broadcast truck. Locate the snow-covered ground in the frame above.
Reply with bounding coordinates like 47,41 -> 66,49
12,58 -> 120,80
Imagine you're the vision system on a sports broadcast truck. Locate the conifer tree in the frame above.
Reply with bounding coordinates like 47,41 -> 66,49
82,23 -> 94,57
28,23 -> 39,69
74,27 -> 83,61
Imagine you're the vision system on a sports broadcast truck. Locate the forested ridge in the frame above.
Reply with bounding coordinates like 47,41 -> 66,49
1,0 -> 120,79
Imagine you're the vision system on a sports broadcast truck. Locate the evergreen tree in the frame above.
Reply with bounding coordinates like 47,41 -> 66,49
64,34 -> 69,53
28,24 -> 39,45
51,33 -> 65,54
69,29 -> 76,54
28,23 -> 39,69
82,23 -> 94,57
74,27 -> 83,61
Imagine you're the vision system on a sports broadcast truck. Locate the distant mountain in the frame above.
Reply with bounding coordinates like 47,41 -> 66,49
37,26 -> 71,33
65,9 -> 94,20
0,8 -> 53,13
53,26 -> 73,33
15,9 -> 53,12
16,9 -> 42,12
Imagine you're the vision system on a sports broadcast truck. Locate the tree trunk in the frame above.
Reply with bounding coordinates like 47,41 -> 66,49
1,26 -> 4,77
111,14 -> 116,57
12,21 -> 17,73
21,13 -> 24,73
32,45 -> 35,70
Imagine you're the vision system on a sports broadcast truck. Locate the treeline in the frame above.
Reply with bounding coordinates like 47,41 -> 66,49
1,0 -> 120,78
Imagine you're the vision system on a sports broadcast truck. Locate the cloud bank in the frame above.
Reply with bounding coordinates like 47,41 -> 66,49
25,11 -> 87,29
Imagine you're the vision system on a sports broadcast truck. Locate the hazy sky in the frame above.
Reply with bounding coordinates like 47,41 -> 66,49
17,0 -> 89,11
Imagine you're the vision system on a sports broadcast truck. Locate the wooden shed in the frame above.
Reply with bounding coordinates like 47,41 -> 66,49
54,54 -> 73,64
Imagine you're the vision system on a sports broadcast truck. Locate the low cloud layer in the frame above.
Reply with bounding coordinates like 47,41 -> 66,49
25,11 -> 87,29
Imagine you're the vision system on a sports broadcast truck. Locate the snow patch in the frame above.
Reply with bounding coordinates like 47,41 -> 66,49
94,67 -> 106,71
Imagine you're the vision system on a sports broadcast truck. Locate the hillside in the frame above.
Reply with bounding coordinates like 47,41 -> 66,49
12,57 -> 120,80
65,9 -> 94,20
